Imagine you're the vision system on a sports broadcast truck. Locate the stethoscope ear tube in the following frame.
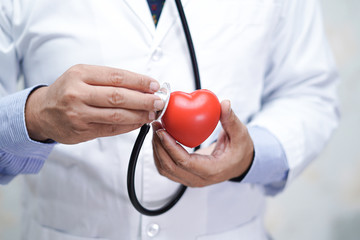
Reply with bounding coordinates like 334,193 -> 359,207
127,124 -> 187,216
127,0 -> 201,216
174,0 -> 201,90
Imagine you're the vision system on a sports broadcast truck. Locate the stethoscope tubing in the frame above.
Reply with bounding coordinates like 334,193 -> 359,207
127,124 -> 187,216
174,0 -> 201,90
127,0 -> 201,216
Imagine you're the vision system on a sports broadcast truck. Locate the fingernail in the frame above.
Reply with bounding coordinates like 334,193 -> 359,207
225,100 -> 231,114
156,129 -> 164,141
150,81 -> 160,92
154,99 -> 164,111
149,111 -> 156,121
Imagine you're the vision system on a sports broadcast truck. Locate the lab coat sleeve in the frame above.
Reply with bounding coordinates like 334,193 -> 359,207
0,1 -> 55,184
247,0 -> 340,186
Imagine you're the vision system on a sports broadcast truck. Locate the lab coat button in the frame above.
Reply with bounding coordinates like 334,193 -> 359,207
152,48 -> 163,61
146,223 -> 160,237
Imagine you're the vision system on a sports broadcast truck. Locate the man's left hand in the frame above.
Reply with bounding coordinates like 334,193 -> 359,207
152,100 -> 254,188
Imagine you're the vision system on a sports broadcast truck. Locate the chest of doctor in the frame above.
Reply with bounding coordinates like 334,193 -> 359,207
17,1 -> 281,239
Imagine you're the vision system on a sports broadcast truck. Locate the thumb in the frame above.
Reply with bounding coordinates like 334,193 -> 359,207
220,100 -> 243,141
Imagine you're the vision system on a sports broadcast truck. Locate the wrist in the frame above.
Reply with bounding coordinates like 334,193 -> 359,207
25,86 -> 49,142
230,131 -> 255,182
230,148 -> 254,182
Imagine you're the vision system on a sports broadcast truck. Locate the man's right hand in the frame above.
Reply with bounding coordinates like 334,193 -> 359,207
25,64 -> 164,144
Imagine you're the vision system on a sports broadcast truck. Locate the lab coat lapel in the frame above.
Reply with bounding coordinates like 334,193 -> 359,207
151,0 -> 191,50
123,0 -> 156,35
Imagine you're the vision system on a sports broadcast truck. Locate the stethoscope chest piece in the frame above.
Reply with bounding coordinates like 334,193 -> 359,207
154,82 -> 171,121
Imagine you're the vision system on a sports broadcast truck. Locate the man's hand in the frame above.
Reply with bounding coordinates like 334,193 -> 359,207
25,64 -> 164,144
152,100 -> 254,188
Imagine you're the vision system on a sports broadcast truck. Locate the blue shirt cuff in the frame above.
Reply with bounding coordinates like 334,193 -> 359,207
0,86 -> 55,182
241,126 -> 289,189
0,86 -> 55,158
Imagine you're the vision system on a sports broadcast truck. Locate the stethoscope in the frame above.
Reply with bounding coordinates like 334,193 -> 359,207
127,0 -> 201,216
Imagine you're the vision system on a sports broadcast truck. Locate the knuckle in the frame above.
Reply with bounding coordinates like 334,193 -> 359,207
110,111 -> 124,123
110,70 -> 125,86
134,111 -> 150,125
70,120 -> 88,136
72,64 -> 85,70
109,89 -> 125,106
178,156 -> 191,169
203,170 -> 217,181
138,74 -> 148,88
68,64 -> 85,79
163,162 -> 175,174
65,109 -> 80,122
105,124 -> 120,135
110,125 -> 119,134
71,127 -> 85,137
208,169 -> 223,183
157,168 -> 166,177
207,173 -> 217,182
63,89 -> 78,103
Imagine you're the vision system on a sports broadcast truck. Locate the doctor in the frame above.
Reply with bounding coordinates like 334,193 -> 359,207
0,0 -> 339,239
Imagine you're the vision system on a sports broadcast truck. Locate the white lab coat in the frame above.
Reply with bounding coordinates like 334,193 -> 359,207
0,0 -> 339,239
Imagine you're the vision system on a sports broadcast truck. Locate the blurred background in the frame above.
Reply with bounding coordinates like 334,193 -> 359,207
265,0 -> 360,239
0,0 -> 359,239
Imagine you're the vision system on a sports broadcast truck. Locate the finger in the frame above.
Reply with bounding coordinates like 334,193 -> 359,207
152,128 -> 181,178
84,106 -> 155,125
219,100 -> 244,143
155,129 -> 193,168
90,123 -> 143,138
70,64 -> 160,93
153,144 -> 208,188
84,85 -> 164,111
152,129 -> 208,187
219,100 -> 254,176
156,129 -> 218,179
151,121 -> 163,132
152,138 -> 187,185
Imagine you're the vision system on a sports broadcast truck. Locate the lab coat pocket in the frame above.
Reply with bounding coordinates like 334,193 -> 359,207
196,217 -> 268,240
26,218 -> 108,240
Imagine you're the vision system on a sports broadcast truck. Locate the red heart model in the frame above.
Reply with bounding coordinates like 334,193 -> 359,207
161,89 -> 221,148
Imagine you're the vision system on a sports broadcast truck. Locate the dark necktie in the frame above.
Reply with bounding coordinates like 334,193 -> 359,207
147,0 -> 166,26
